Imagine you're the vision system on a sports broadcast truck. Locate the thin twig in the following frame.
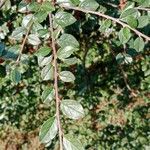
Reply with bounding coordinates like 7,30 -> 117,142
16,23 -> 33,64
103,2 -> 150,12
111,49 -> 138,97
49,13 -> 63,150
136,7 -> 150,11
60,5 -> 150,41
0,0 -> 6,8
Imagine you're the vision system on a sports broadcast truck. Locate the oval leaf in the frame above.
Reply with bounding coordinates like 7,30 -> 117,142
39,117 -> 58,144
61,100 -> 84,119
36,46 -> 51,57
55,11 -> 76,27
42,88 -> 55,104
63,135 -> 84,150
28,34 -> 41,46
11,68 -> 21,84
59,71 -> 75,82
41,64 -> 53,81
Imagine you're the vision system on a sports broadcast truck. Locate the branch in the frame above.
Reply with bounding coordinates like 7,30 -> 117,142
0,0 -> 6,8
49,13 -> 63,150
60,5 -> 150,42
16,23 -> 33,64
136,7 -> 150,11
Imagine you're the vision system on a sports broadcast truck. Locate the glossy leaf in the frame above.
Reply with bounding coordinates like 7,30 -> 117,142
118,27 -> 131,44
28,34 -> 41,46
11,27 -> 27,40
42,88 -> 55,104
41,64 -> 53,81
59,71 -> 75,82
39,117 -> 58,144
120,8 -> 138,21
58,34 -> 79,48
11,68 -> 21,84
22,14 -> 34,29
134,37 -> 145,52
63,135 -> 84,150
55,11 -> 76,27
137,16 -> 149,28
0,43 -> 5,56
36,46 -> 51,57
38,55 -> 52,67
79,0 -> 99,11
61,100 -> 84,119
57,46 -> 77,60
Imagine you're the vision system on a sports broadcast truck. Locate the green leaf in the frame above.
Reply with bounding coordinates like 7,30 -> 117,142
137,16 -> 149,28
41,64 -> 53,81
118,27 -> 131,44
63,57 -> 78,65
36,46 -> 51,57
22,14 -> 34,29
28,34 -> 41,46
38,55 -> 52,67
28,2 -> 40,12
63,135 -> 84,150
39,117 -> 58,144
55,11 -> 76,28
11,68 -> 21,84
116,53 -> 133,64
18,1 -> 30,13
42,88 -> 55,104
127,16 -> 137,28
120,8 -> 139,21
58,34 -> 79,48
79,0 -> 99,11
0,43 -> 5,56
59,71 -> 75,82
57,46 -> 77,60
134,37 -> 145,52
61,100 -> 84,119
41,1 -> 55,12
35,11 -> 48,23
11,27 -> 27,40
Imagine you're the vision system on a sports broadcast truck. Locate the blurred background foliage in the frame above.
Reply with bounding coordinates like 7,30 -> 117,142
0,0 -> 150,149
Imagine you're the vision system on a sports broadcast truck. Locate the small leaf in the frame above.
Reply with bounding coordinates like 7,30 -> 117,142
59,71 -> 75,82
120,8 -> 138,21
127,16 -> 137,28
39,117 -> 58,144
134,37 -> 145,52
57,46 -> 77,60
137,16 -> 149,28
42,88 -> 55,104
116,53 -> 133,64
22,14 -> 34,29
118,27 -> 131,44
11,27 -> 27,40
41,64 -> 53,81
28,34 -> 41,46
36,46 -> 51,57
11,68 -> 21,84
61,100 -> 84,119
0,42 -> 5,56
38,55 -> 52,67
79,0 -> 99,11
63,134 -> 84,150
41,1 -> 55,12
35,11 -> 48,23
58,34 -> 79,48
55,11 -> 76,27
63,57 -> 78,65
